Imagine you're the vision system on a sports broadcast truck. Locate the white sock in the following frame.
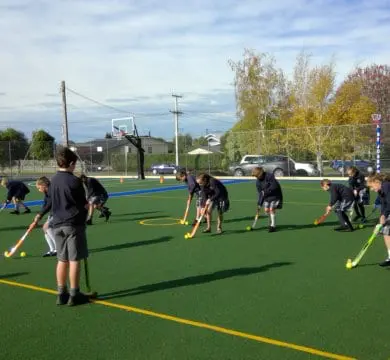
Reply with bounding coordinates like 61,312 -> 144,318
270,213 -> 275,227
44,230 -> 56,252
387,249 -> 390,259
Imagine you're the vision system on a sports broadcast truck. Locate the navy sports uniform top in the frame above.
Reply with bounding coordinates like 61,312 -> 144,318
256,173 -> 283,204
39,187 -> 52,217
328,183 -> 354,206
85,177 -> 108,198
378,181 -> 390,217
348,171 -> 366,192
6,180 -> 30,201
39,171 -> 87,227
202,178 -> 228,201
186,175 -> 200,196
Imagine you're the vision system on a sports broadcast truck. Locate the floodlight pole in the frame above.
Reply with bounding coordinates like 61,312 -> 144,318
60,81 -> 69,147
171,94 -> 183,167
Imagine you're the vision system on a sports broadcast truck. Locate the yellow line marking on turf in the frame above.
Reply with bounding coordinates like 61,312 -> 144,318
0,279 -> 356,360
139,217 -> 182,226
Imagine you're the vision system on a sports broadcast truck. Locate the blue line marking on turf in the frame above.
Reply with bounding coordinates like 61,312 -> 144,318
3,179 -> 247,209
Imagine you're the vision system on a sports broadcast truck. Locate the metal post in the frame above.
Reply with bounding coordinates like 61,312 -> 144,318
60,81 -> 69,147
372,113 -> 382,173
125,145 -> 129,176
8,141 -> 12,178
171,94 -> 182,167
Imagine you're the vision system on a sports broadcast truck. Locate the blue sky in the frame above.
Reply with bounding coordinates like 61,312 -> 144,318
0,0 -> 389,142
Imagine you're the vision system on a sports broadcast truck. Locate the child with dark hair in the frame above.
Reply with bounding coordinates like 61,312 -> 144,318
346,166 -> 368,222
36,176 -> 56,257
1,177 -> 31,214
176,170 -> 202,225
196,173 -> 229,234
251,167 -> 283,232
79,174 -> 110,225
367,173 -> 390,267
320,179 -> 355,232
33,147 -> 90,306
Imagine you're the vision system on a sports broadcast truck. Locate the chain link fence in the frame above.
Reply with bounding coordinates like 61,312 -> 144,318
0,123 -> 388,179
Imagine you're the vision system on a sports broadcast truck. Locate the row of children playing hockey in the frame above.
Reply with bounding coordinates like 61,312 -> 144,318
178,166 -> 390,267
1,173 -> 111,257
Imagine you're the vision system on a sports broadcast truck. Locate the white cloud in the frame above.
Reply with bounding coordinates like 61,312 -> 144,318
0,0 -> 389,140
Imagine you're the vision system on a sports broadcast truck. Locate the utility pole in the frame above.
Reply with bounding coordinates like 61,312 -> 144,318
60,81 -> 69,147
170,94 -> 183,167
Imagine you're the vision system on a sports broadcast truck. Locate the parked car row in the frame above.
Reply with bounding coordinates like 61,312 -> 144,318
228,155 -> 319,177
330,160 -> 374,174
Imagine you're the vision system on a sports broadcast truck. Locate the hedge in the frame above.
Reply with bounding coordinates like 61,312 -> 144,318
111,153 -> 225,172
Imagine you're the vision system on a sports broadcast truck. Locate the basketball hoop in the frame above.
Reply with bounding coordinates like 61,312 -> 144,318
372,113 -> 382,124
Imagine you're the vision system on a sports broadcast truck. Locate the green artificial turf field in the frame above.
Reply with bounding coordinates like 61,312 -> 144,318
1,178 -> 389,360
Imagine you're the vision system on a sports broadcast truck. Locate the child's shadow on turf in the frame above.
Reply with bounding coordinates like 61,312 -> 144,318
224,216 -> 265,224
99,262 -> 293,299
110,215 -> 169,223
114,211 -> 161,217
0,225 -> 33,232
0,272 -> 29,279
89,236 -> 172,253
223,221 -> 341,235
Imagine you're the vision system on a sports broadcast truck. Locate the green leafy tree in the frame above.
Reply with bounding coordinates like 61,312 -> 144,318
173,134 -> 192,153
30,130 -> 55,161
0,128 -> 29,168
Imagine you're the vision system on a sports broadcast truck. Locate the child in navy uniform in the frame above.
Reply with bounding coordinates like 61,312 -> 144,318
1,178 -> 31,214
36,176 -> 57,257
252,167 -> 283,232
367,173 -> 390,267
33,147 -> 89,306
320,179 -> 355,232
176,170 -> 203,225
80,175 -> 110,225
196,173 -> 229,234
347,166 -> 368,222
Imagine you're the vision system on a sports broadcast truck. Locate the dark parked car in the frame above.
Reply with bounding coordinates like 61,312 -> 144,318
331,160 -> 374,174
150,163 -> 181,175
229,155 -> 296,177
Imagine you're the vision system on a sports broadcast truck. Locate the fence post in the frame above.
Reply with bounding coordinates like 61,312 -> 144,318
8,141 -> 12,178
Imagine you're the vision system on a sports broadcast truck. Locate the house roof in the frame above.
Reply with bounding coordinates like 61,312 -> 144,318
187,145 -> 222,155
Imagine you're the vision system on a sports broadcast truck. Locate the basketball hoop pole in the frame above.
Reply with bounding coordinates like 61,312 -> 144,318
372,113 -> 382,173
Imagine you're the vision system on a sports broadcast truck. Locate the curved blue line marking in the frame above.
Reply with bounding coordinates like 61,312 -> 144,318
2,179 -> 247,209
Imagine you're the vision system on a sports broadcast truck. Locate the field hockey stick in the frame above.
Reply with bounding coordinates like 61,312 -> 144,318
346,224 -> 383,269
180,201 -> 190,225
313,212 -> 329,225
248,207 -> 261,230
4,223 -> 36,258
83,258 -> 98,298
185,203 -> 209,239
0,202 -> 8,212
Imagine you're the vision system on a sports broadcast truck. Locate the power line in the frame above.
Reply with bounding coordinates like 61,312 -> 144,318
66,87 -> 132,114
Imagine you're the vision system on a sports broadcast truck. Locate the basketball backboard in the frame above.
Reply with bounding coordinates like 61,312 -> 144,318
112,117 -> 135,139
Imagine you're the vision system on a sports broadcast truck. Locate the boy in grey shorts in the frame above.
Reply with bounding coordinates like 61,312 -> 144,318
34,147 -> 89,306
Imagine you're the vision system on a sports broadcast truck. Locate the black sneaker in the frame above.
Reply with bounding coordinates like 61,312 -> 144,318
10,210 -> 20,215
379,258 -> 390,267
23,208 -> 31,214
56,292 -> 70,305
86,218 -> 92,225
51,251 -> 57,257
361,217 -> 367,224
104,210 -> 111,222
67,292 -> 90,306
268,226 -> 276,233
202,228 -> 211,233
43,251 -> 52,257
